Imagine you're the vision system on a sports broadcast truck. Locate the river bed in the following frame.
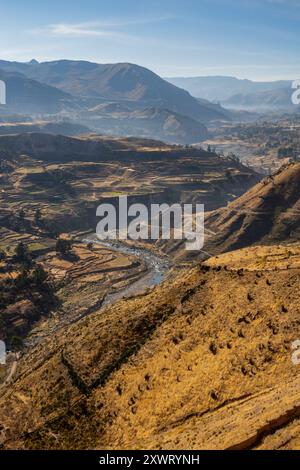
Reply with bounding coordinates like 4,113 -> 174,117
82,235 -> 170,306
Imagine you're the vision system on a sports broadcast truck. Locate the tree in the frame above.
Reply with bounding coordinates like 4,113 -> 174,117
10,336 -> 24,351
14,268 -> 31,290
6,260 -> 14,280
14,242 -> 31,265
34,208 -> 42,226
31,265 -> 48,287
19,208 -> 26,221
56,238 -> 72,257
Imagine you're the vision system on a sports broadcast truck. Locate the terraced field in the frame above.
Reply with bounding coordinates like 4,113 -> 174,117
7,133 -> 300,451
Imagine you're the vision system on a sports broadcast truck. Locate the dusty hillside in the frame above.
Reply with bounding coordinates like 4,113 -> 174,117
82,106 -> 208,144
1,244 -> 300,450
203,162 -> 300,256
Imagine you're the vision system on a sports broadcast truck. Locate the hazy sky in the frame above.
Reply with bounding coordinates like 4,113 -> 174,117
1,0 -> 300,80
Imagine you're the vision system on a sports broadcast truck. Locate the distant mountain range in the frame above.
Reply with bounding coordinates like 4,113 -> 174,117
223,87 -> 298,111
1,60 -> 297,142
0,60 -> 297,118
166,75 -> 300,112
166,76 -> 292,102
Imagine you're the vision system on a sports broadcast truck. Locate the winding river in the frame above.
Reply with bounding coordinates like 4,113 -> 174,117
82,235 -> 170,307
25,236 -> 170,349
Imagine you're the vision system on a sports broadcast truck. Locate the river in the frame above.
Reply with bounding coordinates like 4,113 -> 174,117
82,235 -> 170,306
25,236 -> 170,348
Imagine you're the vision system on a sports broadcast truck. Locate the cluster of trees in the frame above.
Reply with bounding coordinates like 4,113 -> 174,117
1,236 -> 74,268
6,207 -> 45,234
18,208 -> 43,226
13,265 -> 50,292
0,211 -> 79,350
0,234 -> 76,348
0,242 -> 58,350
0,242 -> 54,300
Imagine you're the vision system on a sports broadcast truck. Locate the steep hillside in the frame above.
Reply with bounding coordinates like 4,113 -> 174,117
204,162 -> 300,255
0,132 -> 115,163
0,245 -> 300,449
0,131 -> 298,451
0,69 -> 75,114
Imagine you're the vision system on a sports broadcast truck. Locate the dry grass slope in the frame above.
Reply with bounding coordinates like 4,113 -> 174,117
0,245 -> 300,450
204,162 -> 300,255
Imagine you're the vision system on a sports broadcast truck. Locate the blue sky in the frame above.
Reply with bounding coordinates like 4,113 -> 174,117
1,0 -> 300,80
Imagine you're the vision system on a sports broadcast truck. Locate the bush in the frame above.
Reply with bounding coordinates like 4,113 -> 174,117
56,238 -> 72,256
31,266 -> 48,287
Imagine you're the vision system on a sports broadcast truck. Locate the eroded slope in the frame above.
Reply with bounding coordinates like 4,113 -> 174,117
204,162 -> 300,256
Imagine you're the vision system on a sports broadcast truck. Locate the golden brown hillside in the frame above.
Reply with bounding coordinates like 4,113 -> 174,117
1,244 -> 300,450
204,162 -> 300,256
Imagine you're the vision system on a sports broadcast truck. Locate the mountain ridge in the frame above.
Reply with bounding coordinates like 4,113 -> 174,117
0,60 -> 231,123
204,161 -> 300,255
166,75 -> 292,103
0,68 -> 76,114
